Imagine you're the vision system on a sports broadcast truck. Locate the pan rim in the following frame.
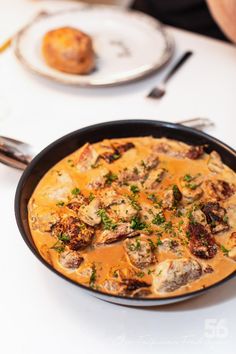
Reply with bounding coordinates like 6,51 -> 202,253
14,119 -> 236,304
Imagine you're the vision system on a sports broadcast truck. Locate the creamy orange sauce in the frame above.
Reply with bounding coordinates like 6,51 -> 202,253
28,137 -> 236,298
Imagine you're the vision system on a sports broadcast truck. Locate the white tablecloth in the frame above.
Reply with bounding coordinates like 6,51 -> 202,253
0,1 -> 235,354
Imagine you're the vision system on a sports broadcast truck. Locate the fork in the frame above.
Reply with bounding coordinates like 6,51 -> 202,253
147,51 -> 193,99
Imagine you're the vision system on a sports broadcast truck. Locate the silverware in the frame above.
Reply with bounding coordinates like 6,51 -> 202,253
0,136 -> 36,170
177,117 -> 214,131
0,38 -> 12,54
147,51 -> 193,99
0,117 -> 214,171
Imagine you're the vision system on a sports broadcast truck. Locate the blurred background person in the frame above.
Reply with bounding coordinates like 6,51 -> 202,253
132,0 -> 236,43
80,0 -> 236,43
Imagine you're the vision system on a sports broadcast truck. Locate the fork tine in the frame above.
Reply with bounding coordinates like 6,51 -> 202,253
147,87 -> 165,99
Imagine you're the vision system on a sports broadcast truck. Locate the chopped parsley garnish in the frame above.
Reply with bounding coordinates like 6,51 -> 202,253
130,184 -> 140,194
71,187 -> 80,196
186,230 -> 191,239
136,271 -> 145,278
88,192 -> 95,202
147,269 -> 155,275
91,161 -> 101,169
152,212 -> 165,225
156,236 -> 163,246
50,240 -> 65,253
56,201 -> 65,207
67,159 -> 75,167
89,264 -> 97,287
148,238 -> 156,251
183,239 -> 189,246
128,195 -> 141,211
163,221 -> 173,232
187,209 -> 197,225
128,238 -> 142,251
187,210 -> 193,221
223,215 -> 229,223
188,183 -> 197,190
140,160 -> 147,169
147,193 -> 162,207
104,171 -> 118,185
112,153 -> 120,160
148,193 -> 158,203
173,184 -> 182,203
183,173 -> 201,189
58,233 -> 70,242
113,270 -> 119,278
97,209 -> 117,230
176,209 -> 183,217
183,174 -> 192,182
155,175 -> 163,183
221,245 -> 230,256
178,220 -> 184,231
130,216 -> 146,230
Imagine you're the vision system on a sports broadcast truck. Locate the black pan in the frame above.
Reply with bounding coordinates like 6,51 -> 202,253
15,120 -> 236,306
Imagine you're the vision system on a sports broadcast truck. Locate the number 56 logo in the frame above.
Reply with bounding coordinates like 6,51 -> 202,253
204,319 -> 229,338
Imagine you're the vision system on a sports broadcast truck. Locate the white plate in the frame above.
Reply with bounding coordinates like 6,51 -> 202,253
14,5 -> 174,87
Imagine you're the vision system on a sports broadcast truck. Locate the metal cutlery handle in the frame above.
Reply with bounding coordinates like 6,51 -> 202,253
177,117 -> 214,131
147,51 -> 193,98
0,136 -> 34,170
0,136 -> 32,163
163,51 -> 193,84
0,152 -> 28,170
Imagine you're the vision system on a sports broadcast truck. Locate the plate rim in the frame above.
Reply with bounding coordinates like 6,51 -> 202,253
14,5 -> 175,88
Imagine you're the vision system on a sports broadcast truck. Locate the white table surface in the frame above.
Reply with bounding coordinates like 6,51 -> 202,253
0,1 -> 235,354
